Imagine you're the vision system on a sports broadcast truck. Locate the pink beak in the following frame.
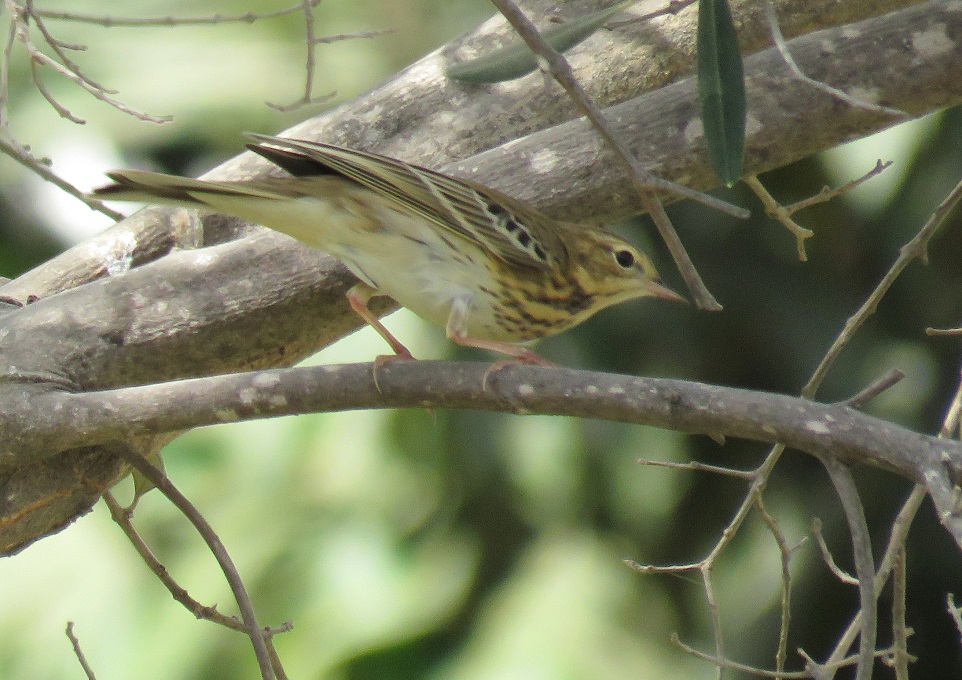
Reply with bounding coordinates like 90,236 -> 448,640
647,280 -> 687,304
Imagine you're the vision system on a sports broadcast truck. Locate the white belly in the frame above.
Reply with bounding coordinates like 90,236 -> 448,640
325,208 -> 509,341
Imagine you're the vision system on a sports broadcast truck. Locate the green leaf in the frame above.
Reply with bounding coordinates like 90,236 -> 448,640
446,2 -> 630,84
131,449 -> 166,506
697,0 -> 746,186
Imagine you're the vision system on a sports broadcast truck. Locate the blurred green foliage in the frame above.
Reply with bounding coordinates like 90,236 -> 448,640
0,1 -> 961,679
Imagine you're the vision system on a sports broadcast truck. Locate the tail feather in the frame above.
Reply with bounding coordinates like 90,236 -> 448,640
92,170 -> 289,206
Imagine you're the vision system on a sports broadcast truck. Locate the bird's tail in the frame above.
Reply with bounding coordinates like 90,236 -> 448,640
91,170 -> 288,207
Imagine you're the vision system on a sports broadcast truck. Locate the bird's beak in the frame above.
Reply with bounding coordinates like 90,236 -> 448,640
647,280 -> 687,304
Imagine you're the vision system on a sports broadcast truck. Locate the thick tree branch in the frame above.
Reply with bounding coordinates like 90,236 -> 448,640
3,360 -> 961,549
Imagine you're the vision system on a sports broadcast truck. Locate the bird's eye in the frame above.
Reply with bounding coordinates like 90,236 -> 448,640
614,249 -> 635,268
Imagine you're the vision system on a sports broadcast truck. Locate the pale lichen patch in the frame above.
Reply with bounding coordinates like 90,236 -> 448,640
805,420 -> 832,435
912,23 -> 954,60
683,117 -> 704,144
848,86 -> 881,105
252,373 -> 281,388
530,149 -> 559,174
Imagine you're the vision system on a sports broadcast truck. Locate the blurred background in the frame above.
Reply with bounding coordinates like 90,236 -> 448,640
1,1 -> 961,678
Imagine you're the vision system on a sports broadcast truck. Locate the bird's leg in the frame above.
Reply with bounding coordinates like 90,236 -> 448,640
445,297 -> 554,389
346,283 -> 414,361
347,283 -> 415,394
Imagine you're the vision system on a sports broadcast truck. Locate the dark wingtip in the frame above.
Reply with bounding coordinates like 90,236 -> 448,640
90,172 -> 135,196
246,136 -> 340,179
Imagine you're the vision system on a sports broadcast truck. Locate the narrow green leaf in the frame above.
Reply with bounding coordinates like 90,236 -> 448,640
446,2 -> 630,84
697,0 -> 746,186
131,449 -> 166,505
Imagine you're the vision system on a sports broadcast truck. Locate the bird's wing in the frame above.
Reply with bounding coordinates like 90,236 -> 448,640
246,134 -> 569,271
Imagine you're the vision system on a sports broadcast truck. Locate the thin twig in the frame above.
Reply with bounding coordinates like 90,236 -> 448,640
822,485 -> 926,670
103,491 -> 293,639
268,0 -> 325,111
745,162 -> 893,262
118,450 -> 278,680
811,517 -> 858,585
65,622 -> 98,680
35,1 -> 325,27
635,457 -> 754,479
796,646 -> 897,680
745,174 -> 814,261
804,175 -> 962,397
844,369 -> 906,411
940,367 -> 962,438
819,457 -> 877,680
7,1 -> 172,123
31,8 -> 119,95
672,633 -> 825,678
0,135 -> 125,219
266,0 -> 390,111
890,545 -> 911,680
755,494 -> 800,673
785,160 -> 892,214
1,2 -> 21,128
764,0 -> 909,119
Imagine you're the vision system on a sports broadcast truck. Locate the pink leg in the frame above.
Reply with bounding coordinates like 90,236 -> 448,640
448,331 -> 552,365
346,283 -> 414,360
448,330 -> 555,390
444,297 -> 554,388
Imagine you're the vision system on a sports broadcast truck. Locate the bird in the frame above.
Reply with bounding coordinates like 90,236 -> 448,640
92,133 -> 684,364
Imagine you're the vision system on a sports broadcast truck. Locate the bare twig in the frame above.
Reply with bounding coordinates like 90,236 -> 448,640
266,0 -> 390,111
117,450 -> 278,680
635,457 -> 754,479
65,622 -> 98,680
804,175 -> 962,397
745,174 -> 814,261
0,135 -> 125,219
785,160 -> 892,215
755,494 -> 803,673
811,517 -> 858,585
103,491 -> 293,639
819,457 -> 877,680
844,369 -> 906,411
6,0 -> 172,123
796,646 -> 898,680
0,13 -> 14,129
821,485 -> 926,671
672,633 -> 822,678
36,1 -> 324,27
745,161 -> 892,262
889,546 -> 912,680
764,0 -> 909,119
633,167 -> 962,677
941,367 -> 962,438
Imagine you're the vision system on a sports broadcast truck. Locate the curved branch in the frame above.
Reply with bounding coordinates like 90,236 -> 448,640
7,360 -> 962,548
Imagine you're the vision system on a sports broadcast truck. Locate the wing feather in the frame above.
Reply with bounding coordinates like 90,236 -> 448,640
246,134 -> 569,270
